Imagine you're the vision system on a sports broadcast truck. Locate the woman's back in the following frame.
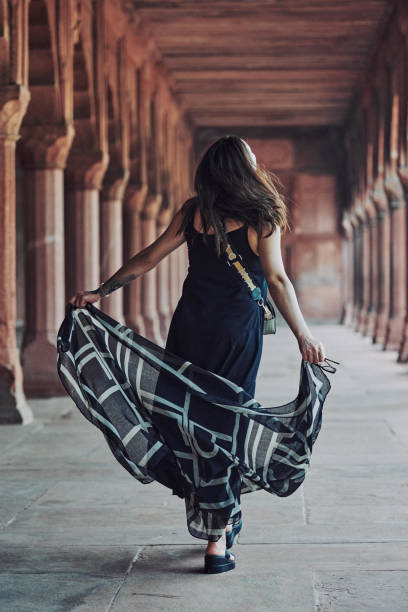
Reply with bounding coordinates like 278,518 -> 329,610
165,205 -> 268,398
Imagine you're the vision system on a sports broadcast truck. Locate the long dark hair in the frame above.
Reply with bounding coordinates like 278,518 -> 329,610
177,134 -> 290,256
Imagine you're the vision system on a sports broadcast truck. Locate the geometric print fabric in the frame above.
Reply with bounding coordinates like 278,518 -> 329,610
57,303 -> 334,542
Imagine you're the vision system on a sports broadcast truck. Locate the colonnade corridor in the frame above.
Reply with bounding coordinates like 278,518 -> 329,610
1,0 -> 408,610
1,320 -> 407,610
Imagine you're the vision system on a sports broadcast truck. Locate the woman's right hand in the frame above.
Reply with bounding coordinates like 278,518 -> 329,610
297,332 -> 326,364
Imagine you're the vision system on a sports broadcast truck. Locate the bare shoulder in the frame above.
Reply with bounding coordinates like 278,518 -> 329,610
180,196 -> 198,215
256,223 -> 287,286
247,222 -> 280,257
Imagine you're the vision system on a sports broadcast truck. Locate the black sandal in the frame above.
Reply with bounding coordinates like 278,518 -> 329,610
226,518 -> 242,549
204,549 -> 236,574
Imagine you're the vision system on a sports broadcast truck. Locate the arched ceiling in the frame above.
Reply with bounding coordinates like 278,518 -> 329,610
125,0 -> 393,129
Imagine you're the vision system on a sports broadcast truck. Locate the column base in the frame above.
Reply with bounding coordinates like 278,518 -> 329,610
159,311 -> 172,342
356,307 -> 370,335
373,311 -> 390,346
124,313 -> 146,337
365,310 -> 378,338
0,349 -> 33,424
351,305 -> 361,331
385,314 -> 407,352
342,302 -> 354,327
22,337 -> 66,397
398,321 -> 408,362
143,314 -> 164,347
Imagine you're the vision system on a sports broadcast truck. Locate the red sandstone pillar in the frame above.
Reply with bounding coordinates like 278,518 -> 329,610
123,184 -> 148,335
99,169 -> 130,323
371,174 -> 391,345
169,250 -> 180,313
0,86 -> 32,423
383,174 -> 407,350
357,206 -> 375,335
18,124 -> 75,396
341,215 -> 354,327
366,213 -> 380,338
140,198 -> 163,344
397,174 -> 408,361
64,152 -> 109,299
374,209 -> 391,346
156,208 -> 173,339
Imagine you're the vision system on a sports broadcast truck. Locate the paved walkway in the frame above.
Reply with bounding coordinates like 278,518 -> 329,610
1,319 -> 408,611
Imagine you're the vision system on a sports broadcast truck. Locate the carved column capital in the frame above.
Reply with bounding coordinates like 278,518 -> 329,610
65,150 -> 110,190
371,176 -> 389,212
398,165 -> 408,196
384,172 -> 405,208
353,204 -> 367,224
123,182 -> 149,212
141,193 -> 163,219
157,206 -> 172,228
349,212 -> 360,229
17,123 -> 75,169
0,85 -> 31,139
363,194 -> 377,219
101,166 -> 130,201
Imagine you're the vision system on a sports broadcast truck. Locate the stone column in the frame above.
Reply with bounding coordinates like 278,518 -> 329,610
371,79 -> 391,346
357,206 -> 375,335
384,173 -> 406,351
341,214 -> 354,327
397,172 -> 408,361
140,198 -> 163,344
139,61 -> 163,344
156,207 -> 173,339
0,85 -> 32,423
351,214 -> 363,330
100,168 -> 129,323
123,184 -> 148,335
18,124 -> 75,396
366,213 -> 380,338
167,108 -> 181,315
64,152 -> 109,299
373,207 -> 391,346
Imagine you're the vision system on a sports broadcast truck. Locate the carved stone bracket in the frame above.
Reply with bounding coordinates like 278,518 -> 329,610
141,192 -> 163,219
384,172 -> 405,208
0,85 -> 31,138
371,175 -> 389,212
124,182 -> 149,212
157,206 -> 172,228
65,150 -> 110,190
101,166 -> 130,201
17,123 -> 75,169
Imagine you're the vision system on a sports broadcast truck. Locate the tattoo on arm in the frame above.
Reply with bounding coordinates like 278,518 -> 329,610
92,273 -> 137,298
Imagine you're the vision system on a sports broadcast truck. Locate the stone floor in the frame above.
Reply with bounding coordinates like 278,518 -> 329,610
1,318 -> 408,611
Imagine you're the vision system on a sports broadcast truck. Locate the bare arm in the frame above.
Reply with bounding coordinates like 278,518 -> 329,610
69,203 -> 188,307
258,225 -> 326,364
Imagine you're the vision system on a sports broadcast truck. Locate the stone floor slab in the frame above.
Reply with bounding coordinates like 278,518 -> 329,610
313,570 -> 408,611
111,545 -> 316,612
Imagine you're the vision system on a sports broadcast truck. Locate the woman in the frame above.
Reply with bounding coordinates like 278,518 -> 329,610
67,135 -> 329,574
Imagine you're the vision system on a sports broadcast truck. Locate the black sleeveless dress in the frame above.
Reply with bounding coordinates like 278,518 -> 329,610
56,212 -> 336,543
165,215 -> 268,398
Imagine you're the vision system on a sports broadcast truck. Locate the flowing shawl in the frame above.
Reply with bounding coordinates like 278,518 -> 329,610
56,303 -> 336,541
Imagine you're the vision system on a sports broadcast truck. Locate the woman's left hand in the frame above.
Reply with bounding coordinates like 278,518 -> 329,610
69,290 -> 101,308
